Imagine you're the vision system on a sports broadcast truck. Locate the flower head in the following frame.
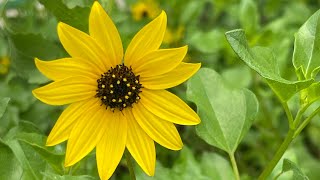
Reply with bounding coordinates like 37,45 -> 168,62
33,2 -> 200,179
0,56 -> 10,75
131,0 -> 160,21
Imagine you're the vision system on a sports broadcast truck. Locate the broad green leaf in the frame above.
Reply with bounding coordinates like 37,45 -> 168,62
42,172 -> 97,180
8,33 -> 63,82
187,29 -> 224,54
200,152 -> 234,180
226,29 -> 314,102
38,0 -> 91,32
5,140 -> 40,179
239,0 -> 259,35
17,132 -> 65,174
0,97 -> 10,119
276,159 -> 309,180
0,139 -> 23,180
187,68 -> 259,153
293,9 -> 320,79
172,147 -> 210,180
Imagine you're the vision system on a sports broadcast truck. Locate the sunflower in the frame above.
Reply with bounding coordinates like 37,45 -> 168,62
131,0 -> 160,21
33,2 -> 200,179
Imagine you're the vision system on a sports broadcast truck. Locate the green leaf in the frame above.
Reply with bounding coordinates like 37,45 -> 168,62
5,140 -> 40,179
8,33 -> 62,82
276,159 -> 309,180
200,152 -> 234,180
293,9 -> 320,79
239,0 -> 259,35
187,29 -> 224,54
226,29 -> 314,102
38,0 -> 91,32
187,68 -> 259,153
0,139 -> 23,180
42,172 -> 97,180
17,132 -> 65,174
0,97 -> 10,119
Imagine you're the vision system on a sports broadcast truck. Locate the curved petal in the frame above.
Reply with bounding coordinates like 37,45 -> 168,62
96,111 -> 127,180
141,63 -> 201,89
57,22 -> 110,72
132,102 -> 182,150
125,109 -> 155,176
124,11 -> 167,67
47,98 -> 99,146
32,76 -> 96,105
35,58 -> 101,81
89,2 -> 123,66
65,104 -> 113,166
139,89 -> 200,125
132,46 -> 187,77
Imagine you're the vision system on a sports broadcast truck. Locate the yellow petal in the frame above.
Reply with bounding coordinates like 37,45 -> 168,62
131,46 -> 188,77
124,11 -> 167,67
132,102 -> 182,150
125,109 -> 155,176
32,76 -> 96,105
96,111 -> 127,180
141,63 -> 201,89
57,22 -> 110,72
47,98 -> 99,146
89,2 -> 123,66
139,89 -> 200,125
65,104 -> 113,166
35,58 -> 100,81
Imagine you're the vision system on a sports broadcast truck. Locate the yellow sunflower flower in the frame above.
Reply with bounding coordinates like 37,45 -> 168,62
131,0 -> 160,21
0,56 -> 10,75
33,2 -> 200,180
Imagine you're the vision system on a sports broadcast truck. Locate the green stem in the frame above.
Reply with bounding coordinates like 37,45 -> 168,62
258,129 -> 295,180
292,104 -> 310,129
229,153 -> 240,180
125,150 -> 136,180
281,103 -> 294,128
293,106 -> 320,138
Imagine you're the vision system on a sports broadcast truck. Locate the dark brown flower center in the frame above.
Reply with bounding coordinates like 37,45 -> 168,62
95,64 -> 142,111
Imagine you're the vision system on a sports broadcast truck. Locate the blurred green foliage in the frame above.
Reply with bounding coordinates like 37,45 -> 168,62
1,0 -> 320,179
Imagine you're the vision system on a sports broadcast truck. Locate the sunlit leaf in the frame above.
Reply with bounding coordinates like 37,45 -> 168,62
293,9 -> 320,79
225,29 -> 314,102
187,68 -> 259,153
276,159 -> 309,180
239,0 -> 259,34
187,29 -> 224,54
200,152 -> 234,180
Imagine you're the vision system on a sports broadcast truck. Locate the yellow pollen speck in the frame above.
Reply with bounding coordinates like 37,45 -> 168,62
117,80 -> 120,84
110,84 -> 113,88
125,95 -> 129,99
123,78 -> 127,82
103,96 -> 107,99
127,83 -> 130,87
101,84 -> 105,88
128,92 -> 132,95
136,96 -> 140,100
123,103 -> 126,107
112,99 -> 116,102
112,74 -> 116,78
135,80 -> 139,83
118,99 -> 122,102
132,87 -> 136,90
110,90 -> 113,94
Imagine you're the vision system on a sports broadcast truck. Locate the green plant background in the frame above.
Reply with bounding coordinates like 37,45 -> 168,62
1,0 -> 320,179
